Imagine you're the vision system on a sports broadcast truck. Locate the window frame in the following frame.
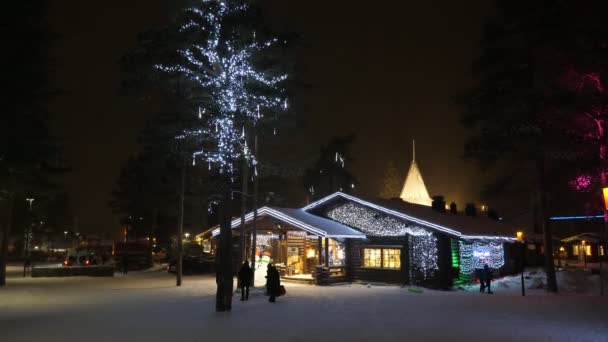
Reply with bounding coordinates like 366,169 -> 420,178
361,246 -> 402,270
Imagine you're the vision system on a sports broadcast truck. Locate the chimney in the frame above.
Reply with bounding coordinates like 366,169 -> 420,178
465,203 -> 477,217
431,195 -> 446,213
487,208 -> 500,221
449,202 -> 457,214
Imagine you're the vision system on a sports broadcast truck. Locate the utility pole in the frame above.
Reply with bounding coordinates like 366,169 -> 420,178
23,198 -> 35,277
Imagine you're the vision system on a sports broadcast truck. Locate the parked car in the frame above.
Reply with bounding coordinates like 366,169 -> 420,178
63,250 -> 99,267
168,254 -> 214,274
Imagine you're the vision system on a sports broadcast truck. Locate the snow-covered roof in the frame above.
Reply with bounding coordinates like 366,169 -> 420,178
209,206 -> 366,239
561,232 -> 604,244
303,192 -> 519,242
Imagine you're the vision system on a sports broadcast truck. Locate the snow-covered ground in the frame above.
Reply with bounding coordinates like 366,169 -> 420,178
1,268 -> 607,342
460,267 -> 608,296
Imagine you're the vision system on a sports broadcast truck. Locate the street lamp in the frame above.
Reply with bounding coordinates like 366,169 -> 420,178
184,232 -> 190,241
25,198 -> 35,210
582,240 -> 587,269
600,187 -> 608,296
517,230 -> 525,296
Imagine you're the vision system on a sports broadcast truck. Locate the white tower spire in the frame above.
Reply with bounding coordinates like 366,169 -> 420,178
413,139 -> 415,161
400,140 -> 432,206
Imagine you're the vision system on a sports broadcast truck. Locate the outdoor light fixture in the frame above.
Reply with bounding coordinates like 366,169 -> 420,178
559,246 -> 565,252
306,248 -> 316,258
516,231 -> 524,241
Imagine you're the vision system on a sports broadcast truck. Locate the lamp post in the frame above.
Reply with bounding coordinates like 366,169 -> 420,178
23,198 -> 35,277
582,240 -> 587,269
517,231 -> 525,296
600,187 -> 608,296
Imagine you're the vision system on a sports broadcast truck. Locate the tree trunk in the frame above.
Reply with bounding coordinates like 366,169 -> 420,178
216,184 -> 233,312
0,192 -> 15,287
538,157 -> 557,292
240,155 -> 249,264
250,134 -> 258,286
176,159 -> 185,287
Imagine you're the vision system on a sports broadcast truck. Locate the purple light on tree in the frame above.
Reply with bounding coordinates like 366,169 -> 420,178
570,174 -> 593,192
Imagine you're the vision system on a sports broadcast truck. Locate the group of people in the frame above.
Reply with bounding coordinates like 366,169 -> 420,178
237,262 -> 282,303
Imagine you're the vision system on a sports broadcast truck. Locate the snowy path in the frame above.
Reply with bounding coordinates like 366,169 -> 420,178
1,272 -> 607,342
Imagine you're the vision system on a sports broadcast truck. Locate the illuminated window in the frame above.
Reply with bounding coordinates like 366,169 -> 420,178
363,248 -> 381,268
362,248 -> 401,269
573,245 -> 579,256
382,249 -> 401,269
585,245 -> 591,256
600,245 -> 605,256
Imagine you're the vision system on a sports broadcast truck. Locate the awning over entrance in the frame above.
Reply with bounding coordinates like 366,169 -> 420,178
210,206 -> 367,239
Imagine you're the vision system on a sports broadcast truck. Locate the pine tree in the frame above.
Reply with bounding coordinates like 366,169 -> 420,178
0,0 -> 63,287
304,134 -> 357,200
156,0 -> 290,311
458,0 -> 572,292
380,161 -> 401,199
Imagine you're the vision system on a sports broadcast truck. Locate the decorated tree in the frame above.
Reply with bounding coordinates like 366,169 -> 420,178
303,134 -> 357,201
458,0 -> 583,292
380,161 -> 401,199
156,0 -> 289,311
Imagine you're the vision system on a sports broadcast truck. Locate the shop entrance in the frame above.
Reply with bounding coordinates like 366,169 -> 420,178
252,231 -> 319,284
251,230 -> 346,285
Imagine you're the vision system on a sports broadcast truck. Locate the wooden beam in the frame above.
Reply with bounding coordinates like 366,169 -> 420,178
318,237 -> 322,266
325,237 -> 330,267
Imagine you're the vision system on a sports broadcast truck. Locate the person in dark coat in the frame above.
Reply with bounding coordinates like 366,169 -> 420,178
238,262 -> 253,301
477,267 -> 486,293
266,264 -> 280,303
481,264 -> 493,294
122,255 -> 129,275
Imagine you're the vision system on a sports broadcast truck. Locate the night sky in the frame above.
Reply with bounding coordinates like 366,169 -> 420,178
48,1 -> 495,235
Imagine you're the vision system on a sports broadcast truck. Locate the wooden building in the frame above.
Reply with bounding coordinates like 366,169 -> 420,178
199,192 -> 522,289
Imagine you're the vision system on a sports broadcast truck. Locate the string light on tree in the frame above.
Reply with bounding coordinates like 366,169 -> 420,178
410,235 -> 438,279
155,0 -> 289,175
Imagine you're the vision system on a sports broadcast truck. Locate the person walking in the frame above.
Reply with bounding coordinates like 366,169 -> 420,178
266,264 -> 280,303
477,267 -> 485,293
482,264 -> 493,294
238,262 -> 253,301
